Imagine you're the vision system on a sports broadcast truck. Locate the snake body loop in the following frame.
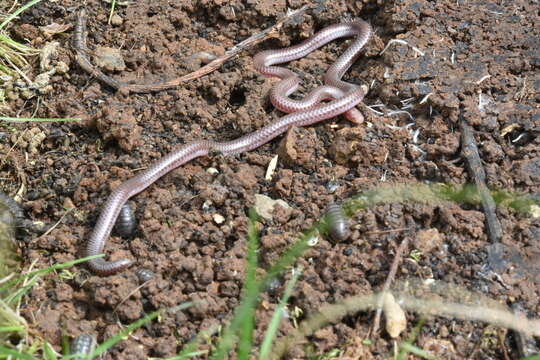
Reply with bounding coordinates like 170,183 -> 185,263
86,20 -> 372,275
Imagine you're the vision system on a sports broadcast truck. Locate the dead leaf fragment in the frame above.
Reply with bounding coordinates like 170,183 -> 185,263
383,293 -> 407,338
265,155 -> 278,180
40,23 -> 72,36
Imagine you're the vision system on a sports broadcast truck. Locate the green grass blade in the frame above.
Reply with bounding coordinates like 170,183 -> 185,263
0,325 -> 25,332
211,210 -> 262,360
0,117 -> 82,122
398,343 -> 437,360
520,356 -> 540,360
0,298 -> 27,330
0,61 -> 16,76
236,209 -> 260,360
5,274 -> 40,305
90,303 -> 192,359
397,317 -> 427,360
0,33 -> 33,53
108,0 -> 118,24
24,254 -> 103,278
259,267 -> 302,360
174,325 -> 217,359
211,213 -> 319,359
0,0 -> 44,30
42,340 -> 57,360
90,311 -> 162,358
262,229 -> 314,286
0,254 -> 104,294
0,346 -> 38,360
211,291 -> 261,360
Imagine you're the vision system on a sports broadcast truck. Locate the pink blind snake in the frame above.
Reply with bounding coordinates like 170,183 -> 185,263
85,20 -> 372,275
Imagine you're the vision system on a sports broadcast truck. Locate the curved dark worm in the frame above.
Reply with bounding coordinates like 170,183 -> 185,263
85,20 -> 372,275
114,203 -> 136,237
324,203 -> 350,242
70,334 -> 96,359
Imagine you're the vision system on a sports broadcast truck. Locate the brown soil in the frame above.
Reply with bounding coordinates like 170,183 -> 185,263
1,0 -> 538,358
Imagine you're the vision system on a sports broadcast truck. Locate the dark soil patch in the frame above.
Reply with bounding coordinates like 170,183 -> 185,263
0,0 -> 538,358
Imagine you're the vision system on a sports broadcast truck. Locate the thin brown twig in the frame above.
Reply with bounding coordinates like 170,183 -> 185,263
459,112 -> 502,243
364,227 -> 411,235
73,9 -> 123,90
32,208 -> 73,241
371,237 -> 409,335
459,106 -> 506,274
73,5 -> 314,94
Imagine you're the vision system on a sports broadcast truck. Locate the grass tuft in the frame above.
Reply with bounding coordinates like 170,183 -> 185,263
1,183 -> 538,359
0,0 -> 43,77
259,266 -> 302,359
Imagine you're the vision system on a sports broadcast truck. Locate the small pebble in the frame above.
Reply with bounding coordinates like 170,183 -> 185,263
213,213 -> 225,224
93,46 -> 126,72
266,277 -> 281,295
306,233 -> 319,246
55,61 -> 69,74
110,14 -> 123,26
342,246 -> 353,256
136,268 -> 154,283
326,181 -> 339,193
253,194 -> 290,221
202,200 -> 212,211
63,197 -> 75,210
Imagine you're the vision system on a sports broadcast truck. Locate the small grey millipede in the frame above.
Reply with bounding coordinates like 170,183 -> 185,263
324,203 -> 350,242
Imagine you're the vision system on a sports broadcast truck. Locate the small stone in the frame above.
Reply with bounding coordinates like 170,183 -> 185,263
93,46 -> 126,72
421,339 -> 456,358
38,85 -> 53,95
219,5 -> 236,20
213,213 -> 225,224
306,233 -> 319,246
413,228 -> 443,254
253,194 -> 290,221
136,268 -> 154,283
6,91 -> 19,101
206,167 -> 219,175
276,127 -> 318,169
110,14 -> 123,26
328,127 -> 366,165
531,205 -> 540,218
20,88 -> 34,99
55,61 -> 69,74
63,197 -> 75,210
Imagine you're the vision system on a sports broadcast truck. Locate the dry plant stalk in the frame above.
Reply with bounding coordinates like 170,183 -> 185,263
73,5 -> 314,94
271,282 -> 540,359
